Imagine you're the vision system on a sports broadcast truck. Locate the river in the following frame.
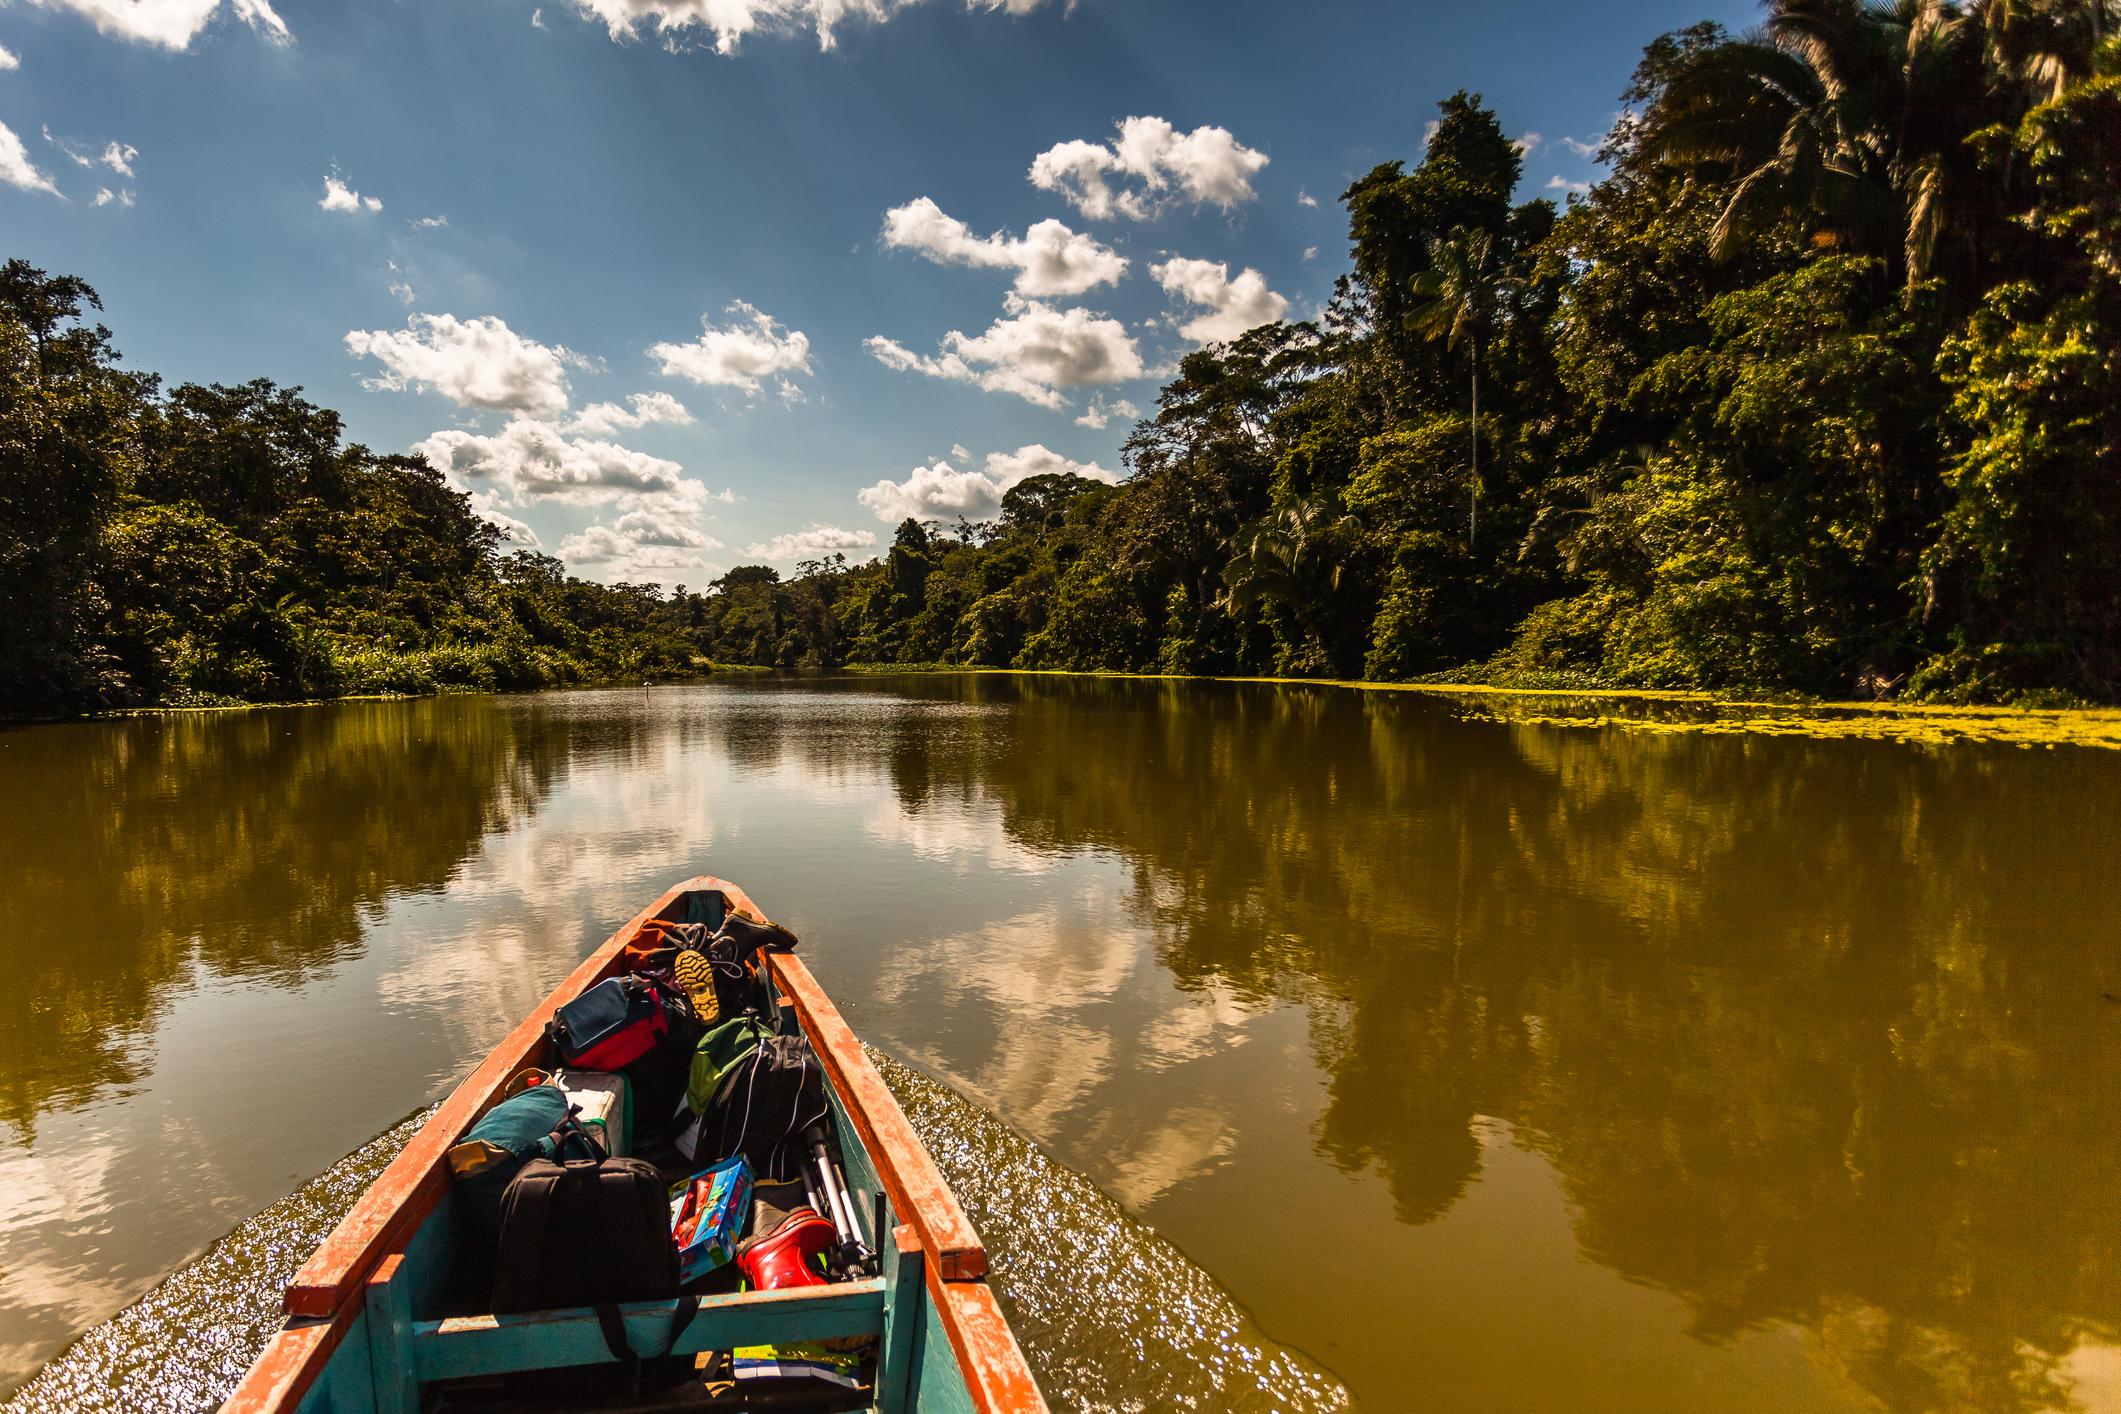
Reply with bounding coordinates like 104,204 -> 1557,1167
0,677 -> 2116,1412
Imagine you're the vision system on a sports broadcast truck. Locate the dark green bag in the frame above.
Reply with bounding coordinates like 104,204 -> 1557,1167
686,1015 -> 772,1115
447,1081 -> 599,1249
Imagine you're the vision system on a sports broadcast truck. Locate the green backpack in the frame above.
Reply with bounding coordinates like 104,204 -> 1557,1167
687,1015 -> 773,1115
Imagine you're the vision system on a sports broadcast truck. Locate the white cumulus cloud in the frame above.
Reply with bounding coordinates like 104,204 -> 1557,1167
881,197 -> 1125,298
856,461 -> 999,523
363,314 -> 728,576
30,0 -> 290,50
467,489 -> 539,546
608,492 -> 725,542
413,418 -> 695,507
866,294 -> 1142,410
1150,257 -> 1288,344
1029,116 -> 1268,222
92,186 -> 135,207
100,141 -> 136,176
0,43 -> 18,69
564,0 -> 1056,55
320,172 -> 381,213
346,313 -> 582,416
0,121 -> 59,196
556,488 -> 728,584
1073,394 -> 1137,430
1547,175 -> 1591,195
557,525 -> 717,576
746,524 -> 878,562
982,442 -> 1115,487
563,390 -> 694,436
649,301 -> 812,396
560,510 -> 722,568
856,443 -> 1116,523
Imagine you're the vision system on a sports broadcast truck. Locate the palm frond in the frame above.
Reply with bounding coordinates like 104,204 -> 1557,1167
1902,153 -> 1948,281
1766,0 -> 1893,98
1711,162 -> 1801,260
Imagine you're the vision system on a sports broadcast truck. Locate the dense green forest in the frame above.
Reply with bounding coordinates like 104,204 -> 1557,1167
5,0 -> 2118,714
0,264 -> 710,712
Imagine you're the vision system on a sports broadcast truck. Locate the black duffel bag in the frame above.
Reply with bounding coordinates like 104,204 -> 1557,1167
491,1151 -> 696,1383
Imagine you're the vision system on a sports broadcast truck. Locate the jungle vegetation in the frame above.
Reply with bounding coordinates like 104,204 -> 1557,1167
5,0 -> 2118,714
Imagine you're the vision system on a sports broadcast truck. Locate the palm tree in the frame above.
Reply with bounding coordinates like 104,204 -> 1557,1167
1639,0 -> 2035,290
1220,495 -> 1363,673
1221,497 -> 1352,616
1983,0 -> 2113,98
1407,229 -> 1495,546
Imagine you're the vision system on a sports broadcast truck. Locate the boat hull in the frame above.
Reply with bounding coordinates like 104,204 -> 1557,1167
223,877 -> 1044,1413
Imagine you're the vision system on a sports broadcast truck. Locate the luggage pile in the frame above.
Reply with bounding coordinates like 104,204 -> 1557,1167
444,908 -> 879,1401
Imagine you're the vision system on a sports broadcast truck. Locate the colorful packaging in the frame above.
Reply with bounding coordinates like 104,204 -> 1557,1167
730,1341 -> 864,1392
670,1155 -> 752,1284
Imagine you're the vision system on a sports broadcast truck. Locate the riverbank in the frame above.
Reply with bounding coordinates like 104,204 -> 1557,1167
0,660 -> 759,728
14,666 -> 2121,749
843,667 -> 2121,750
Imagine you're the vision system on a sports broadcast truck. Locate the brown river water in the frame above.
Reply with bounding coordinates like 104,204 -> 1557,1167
0,676 -> 2116,1412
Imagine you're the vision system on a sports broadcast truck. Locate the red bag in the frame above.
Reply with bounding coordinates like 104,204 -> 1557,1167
545,975 -> 669,1070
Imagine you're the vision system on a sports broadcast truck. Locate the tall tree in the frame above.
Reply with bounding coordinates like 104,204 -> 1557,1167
0,262 -> 145,710
1407,228 -> 1497,545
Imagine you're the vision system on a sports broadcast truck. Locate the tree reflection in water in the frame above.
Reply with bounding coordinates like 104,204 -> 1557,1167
863,674 -> 2121,1414
0,698 -> 568,1137
1,678 -> 2113,1413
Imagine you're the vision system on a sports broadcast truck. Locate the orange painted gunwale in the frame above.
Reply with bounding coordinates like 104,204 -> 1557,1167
925,1266 -> 1049,1414
281,877 -> 719,1318
766,950 -> 987,1281
219,1316 -> 349,1414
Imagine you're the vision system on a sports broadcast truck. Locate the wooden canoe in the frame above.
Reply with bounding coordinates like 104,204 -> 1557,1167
222,876 -> 1047,1413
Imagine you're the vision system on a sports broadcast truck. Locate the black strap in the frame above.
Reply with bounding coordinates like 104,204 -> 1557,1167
536,1111 -> 606,1164
579,1161 -> 646,1389
594,1298 -> 698,1392
594,1302 -> 638,1371
664,1296 -> 699,1355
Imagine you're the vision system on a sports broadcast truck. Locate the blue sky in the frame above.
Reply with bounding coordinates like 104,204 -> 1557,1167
1,0 -> 1752,585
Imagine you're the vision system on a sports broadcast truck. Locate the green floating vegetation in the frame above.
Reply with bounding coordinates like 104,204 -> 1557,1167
836,668 -> 2121,749
1399,685 -> 2121,750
